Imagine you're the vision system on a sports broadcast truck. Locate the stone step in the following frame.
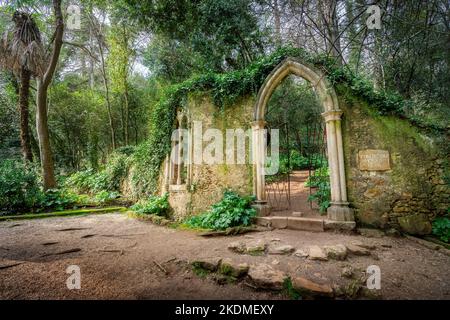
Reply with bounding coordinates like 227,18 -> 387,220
255,216 -> 325,232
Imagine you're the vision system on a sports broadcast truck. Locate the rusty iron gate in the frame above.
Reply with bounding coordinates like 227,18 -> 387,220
265,122 -> 291,211
264,121 -> 327,212
306,122 -> 328,210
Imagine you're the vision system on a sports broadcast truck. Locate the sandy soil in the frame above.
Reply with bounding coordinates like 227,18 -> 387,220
268,170 -> 322,217
0,213 -> 449,300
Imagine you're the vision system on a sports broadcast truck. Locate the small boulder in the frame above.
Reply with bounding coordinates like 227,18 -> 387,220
191,257 -> 222,272
228,241 -> 246,254
245,240 -> 267,255
219,258 -> 249,278
351,241 -> 376,250
323,244 -> 347,260
268,244 -> 295,255
398,214 -> 432,235
341,266 -> 354,278
294,249 -> 309,258
346,244 -> 370,256
247,264 -> 286,290
292,277 -> 333,298
308,245 -> 328,261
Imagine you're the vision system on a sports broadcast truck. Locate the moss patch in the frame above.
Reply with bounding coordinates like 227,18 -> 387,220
0,207 -> 127,221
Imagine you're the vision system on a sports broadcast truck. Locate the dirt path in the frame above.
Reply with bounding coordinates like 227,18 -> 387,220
0,213 -> 449,299
267,170 -> 322,218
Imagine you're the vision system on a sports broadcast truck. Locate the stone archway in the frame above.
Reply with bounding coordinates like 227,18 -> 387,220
253,58 -> 354,222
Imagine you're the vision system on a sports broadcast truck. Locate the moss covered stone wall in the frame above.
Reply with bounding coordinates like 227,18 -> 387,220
163,82 -> 450,234
339,85 -> 449,234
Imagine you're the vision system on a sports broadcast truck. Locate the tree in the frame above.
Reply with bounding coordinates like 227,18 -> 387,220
35,0 -> 64,189
0,11 -> 44,162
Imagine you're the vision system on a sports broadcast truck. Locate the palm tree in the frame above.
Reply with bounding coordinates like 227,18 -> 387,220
0,11 -> 45,163
1,0 -> 64,190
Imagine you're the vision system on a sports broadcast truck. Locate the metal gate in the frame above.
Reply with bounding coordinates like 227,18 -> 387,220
264,121 -> 327,212
265,122 -> 291,211
306,122 -> 328,210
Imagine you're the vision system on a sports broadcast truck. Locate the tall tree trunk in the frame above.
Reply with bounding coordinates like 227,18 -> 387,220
35,0 -> 64,190
124,82 -> 129,146
273,0 -> 282,46
36,79 -> 56,189
96,29 -> 116,150
19,67 -> 33,162
319,0 -> 342,64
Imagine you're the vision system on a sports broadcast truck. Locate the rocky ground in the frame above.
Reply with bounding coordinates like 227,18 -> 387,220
0,212 -> 449,299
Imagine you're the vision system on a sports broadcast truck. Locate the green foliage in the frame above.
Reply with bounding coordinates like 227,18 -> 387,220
0,160 -> 82,214
66,148 -> 134,194
185,190 -> 256,230
306,165 -> 331,214
432,217 -> 450,243
94,190 -> 120,204
283,278 -> 301,300
38,189 -> 80,212
0,160 -> 41,212
130,193 -> 171,217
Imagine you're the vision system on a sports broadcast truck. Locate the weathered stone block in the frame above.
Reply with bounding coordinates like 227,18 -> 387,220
398,213 -> 432,235
292,277 -> 334,298
287,217 -> 324,232
247,264 -> 286,290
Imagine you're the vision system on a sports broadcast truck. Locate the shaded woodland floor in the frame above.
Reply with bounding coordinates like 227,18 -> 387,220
0,213 -> 449,299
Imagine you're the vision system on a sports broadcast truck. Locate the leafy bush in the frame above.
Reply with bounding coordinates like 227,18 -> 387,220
39,189 -> 80,212
305,165 -> 331,213
66,148 -> 133,194
432,217 -> 450,243
0,160 -> 41,212
94,190 -> 120,204
130,193 -> 171,216
185,190 -> 256,230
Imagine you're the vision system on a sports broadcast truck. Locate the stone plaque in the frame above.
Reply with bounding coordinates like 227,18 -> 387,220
358,149 -> 390,171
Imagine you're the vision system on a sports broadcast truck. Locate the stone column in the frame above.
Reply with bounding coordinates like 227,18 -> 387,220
186,123 -> 193,186
162,155 -> 170,194
176,112 -> 184,185
322,110 -> 354,222
252,120 -> 267,203
169,140 -> 175,185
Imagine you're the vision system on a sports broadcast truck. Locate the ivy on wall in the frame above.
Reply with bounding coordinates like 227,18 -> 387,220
131,46 -> 448,196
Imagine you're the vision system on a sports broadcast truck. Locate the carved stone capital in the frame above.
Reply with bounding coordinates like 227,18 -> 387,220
321,110 -> 343,123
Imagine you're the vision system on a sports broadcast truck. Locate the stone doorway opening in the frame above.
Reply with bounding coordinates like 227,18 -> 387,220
264,75 -> 328,219
252,58 -> 355,230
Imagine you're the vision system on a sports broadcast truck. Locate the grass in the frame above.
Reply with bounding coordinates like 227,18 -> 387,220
0,206 -> 128,221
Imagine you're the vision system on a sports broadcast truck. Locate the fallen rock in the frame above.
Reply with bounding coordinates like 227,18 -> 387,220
385,228 -> 401,237
341,266 -> 354,278
346,244 -> 370,256
245,240 -> 267,255
294,249 -> 309,258
247,264 -> 286,290
228,241 -> 246,254
308,245 -> 328,261
323,244 -> 347,260
398,214 -> 432,235
219,258 -> 249,278
191,257 -> 222,272
268,245 -> 295,255
292,277 -> 333,298
357,228 -> 385,238
351,241 -> 376,250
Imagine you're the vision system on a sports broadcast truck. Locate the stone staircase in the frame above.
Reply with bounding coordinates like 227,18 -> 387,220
256,216 -> 355,232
